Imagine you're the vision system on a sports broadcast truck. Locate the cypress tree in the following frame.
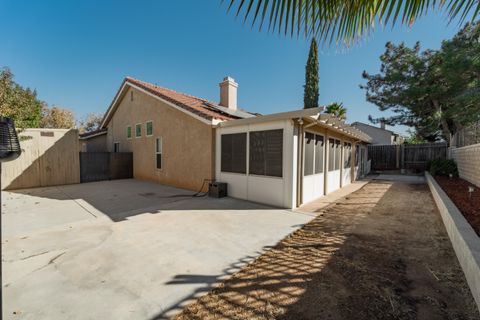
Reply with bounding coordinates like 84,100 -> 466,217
303,38 -> 319,109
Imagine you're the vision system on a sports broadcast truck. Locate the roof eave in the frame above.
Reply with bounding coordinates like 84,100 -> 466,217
216,107 -> 324,128
79,130 -> 108,140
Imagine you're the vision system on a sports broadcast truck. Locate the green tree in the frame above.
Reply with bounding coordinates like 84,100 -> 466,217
225,0 -> 478,45
361,21 -> 480,143
403,130 -> 428,144
0,67 -> 43,128
40,106 -> 75,129
304,38 -> 319,109
325,102 -> 347,120
78,112 -> 103,133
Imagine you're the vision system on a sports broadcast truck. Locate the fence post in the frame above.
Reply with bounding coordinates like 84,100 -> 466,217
395,144 -> 400,169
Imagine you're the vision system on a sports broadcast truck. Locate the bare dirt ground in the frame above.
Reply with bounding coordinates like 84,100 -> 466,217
435,176 -> 480,236
174,181 -> 480,320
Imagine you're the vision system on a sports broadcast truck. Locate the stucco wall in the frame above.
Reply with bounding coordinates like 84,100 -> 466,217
451,144 -> 480,187
80,134 -> 107,152
352,122 -> 395,145
106,86 -> 214,191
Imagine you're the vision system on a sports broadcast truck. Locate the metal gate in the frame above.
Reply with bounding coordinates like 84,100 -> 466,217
79,152 -> 133,183
368,143 -> 447,172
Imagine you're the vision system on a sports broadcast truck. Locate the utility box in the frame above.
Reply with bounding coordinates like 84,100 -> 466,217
209,182 -> 227,198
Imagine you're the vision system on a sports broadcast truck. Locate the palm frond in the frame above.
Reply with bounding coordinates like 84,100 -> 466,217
222,0 -> 480,44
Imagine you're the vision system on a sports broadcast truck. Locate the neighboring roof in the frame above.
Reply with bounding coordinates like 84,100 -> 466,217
79,128 -> 107,140
351,121 -> 398,136
101,77 -> 255,128
219,107 -> 372,143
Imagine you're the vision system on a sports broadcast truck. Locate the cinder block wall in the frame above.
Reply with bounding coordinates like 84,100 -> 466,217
451,143 -> 480,187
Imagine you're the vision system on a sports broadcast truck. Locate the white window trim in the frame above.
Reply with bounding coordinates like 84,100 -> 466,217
127,125 -> 132,140
155,136 -> 163,170
135,123 -> 142,138
145,120 -> 153,137
113,141 -> 120,153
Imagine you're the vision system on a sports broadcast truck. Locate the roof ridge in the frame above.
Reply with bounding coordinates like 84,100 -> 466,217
123,76 -> 243,122
126,76 -> 220,106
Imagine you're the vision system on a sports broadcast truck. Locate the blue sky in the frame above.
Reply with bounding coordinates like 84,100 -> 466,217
0,0 -> 468,135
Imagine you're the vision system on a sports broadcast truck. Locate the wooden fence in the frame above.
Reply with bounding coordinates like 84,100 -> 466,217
79,152 -> 133,183
1,129 -> 80,190
368,143 -> 447,172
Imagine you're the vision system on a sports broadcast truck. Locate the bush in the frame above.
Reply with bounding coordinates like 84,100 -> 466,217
428,159 -> 458,177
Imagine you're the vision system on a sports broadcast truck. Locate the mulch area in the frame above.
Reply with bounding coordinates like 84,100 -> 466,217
173,181 -> 479,320
435,176 -> 480,236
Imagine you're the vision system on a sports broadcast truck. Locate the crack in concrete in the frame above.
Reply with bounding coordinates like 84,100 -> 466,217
3,251 -> 67,288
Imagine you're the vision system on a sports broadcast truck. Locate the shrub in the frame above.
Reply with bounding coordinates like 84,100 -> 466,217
428,159 -> 458,177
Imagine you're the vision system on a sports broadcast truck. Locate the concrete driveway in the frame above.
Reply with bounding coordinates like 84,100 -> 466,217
2,179 -> 312,320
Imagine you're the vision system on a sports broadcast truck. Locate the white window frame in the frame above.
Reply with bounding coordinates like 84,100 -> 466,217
155,137 -> 162,170
145,120 -> 153,137
304,131 -> 325,176
113,142 -> 120,153
135,123 -> 142,138
126,125 -> 132,139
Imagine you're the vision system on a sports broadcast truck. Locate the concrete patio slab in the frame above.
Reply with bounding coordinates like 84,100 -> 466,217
2,179 -> 313,320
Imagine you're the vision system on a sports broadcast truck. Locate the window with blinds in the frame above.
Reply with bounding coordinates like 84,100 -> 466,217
344,142 -> 352,168
315,135 -> 324,173
328,138 -> 335,171
304,132 -> 315,176
155,137 -> 162,169
304,133 -> 324,175
249,129 -> 283,177
335,139 -> 341,170
221,133 -> 247,174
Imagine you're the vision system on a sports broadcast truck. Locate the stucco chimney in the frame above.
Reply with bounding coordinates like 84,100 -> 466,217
219,76 -> 238,110
380,120 -> 386,130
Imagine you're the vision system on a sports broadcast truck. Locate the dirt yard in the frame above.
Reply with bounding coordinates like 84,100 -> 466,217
435,176 -> 480,236
174,181 -> 479,320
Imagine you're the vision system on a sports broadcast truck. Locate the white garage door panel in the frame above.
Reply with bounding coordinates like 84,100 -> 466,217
218,173 -> 248,200
248,175 -> 284,207
343,168 -> 351,186
327,170 -> 341,193
302,173 -> 324,204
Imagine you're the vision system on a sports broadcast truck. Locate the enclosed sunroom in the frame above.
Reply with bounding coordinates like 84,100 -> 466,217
215,107 -> 371,209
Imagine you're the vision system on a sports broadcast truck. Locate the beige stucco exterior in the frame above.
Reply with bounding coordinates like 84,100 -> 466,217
80,133 -> 107,152
105,86 -> 214,191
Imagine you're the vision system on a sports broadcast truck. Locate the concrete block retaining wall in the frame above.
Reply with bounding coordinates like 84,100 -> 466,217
450,143 -> 480,187
425,172 -> 480,311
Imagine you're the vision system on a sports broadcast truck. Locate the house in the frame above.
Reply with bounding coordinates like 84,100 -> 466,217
79,128 -> 107,152
352,121 -> 400,145
83,76 -> 371,208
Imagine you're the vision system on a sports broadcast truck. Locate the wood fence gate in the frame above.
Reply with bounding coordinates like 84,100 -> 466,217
79,152 -> 133,183
368,143 -> 447,172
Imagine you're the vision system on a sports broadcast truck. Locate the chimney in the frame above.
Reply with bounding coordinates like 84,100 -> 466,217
219,76 -> 238,110
380,120 -> 386,130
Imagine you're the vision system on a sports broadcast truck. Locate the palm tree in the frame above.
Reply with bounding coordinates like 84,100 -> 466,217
325,102 -> 347,120
224,0 -> 479,45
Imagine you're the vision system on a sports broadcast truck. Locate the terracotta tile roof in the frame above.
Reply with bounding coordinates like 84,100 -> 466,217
125,77 -> 243,122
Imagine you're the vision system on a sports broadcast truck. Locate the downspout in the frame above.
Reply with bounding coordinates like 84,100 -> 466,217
296,118 -> 304,208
